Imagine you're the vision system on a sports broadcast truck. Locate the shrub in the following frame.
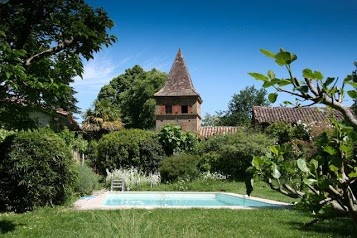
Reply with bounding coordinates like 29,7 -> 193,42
0,129 -> 77,212
158,124 -> 198,156
86,140 -> 99,171
96,129 -> 164,175
0,128 -> 15,143
74,164 -> 101,196
264,122 -> 295,144
198,130 -> 274,180
159,154 -> 201,182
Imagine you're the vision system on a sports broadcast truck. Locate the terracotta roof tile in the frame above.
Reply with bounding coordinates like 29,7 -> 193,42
154,49 -> 200,97
252,106 -> 345,124
199,126 -> 239,138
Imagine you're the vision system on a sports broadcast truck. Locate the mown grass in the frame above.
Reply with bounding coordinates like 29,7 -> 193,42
0,180 -> 355,237
0,207 -> 355,238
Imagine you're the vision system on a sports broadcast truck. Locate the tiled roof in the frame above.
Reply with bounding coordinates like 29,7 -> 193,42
252,106 -> 345,124
154,49 -> 200,98
198,126 -> 239,138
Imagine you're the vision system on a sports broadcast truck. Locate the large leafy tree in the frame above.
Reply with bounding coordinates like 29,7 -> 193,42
249,49 -> 357,229
92,65 -> 166,129
0,0 -> 116,129
218,85 -> 270,126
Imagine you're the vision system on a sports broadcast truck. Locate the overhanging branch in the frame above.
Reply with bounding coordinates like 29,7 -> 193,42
24,36 -> 75,66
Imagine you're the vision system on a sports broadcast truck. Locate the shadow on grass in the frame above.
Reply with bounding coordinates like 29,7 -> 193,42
285,217 -> 356,237
0,220 -> 17,234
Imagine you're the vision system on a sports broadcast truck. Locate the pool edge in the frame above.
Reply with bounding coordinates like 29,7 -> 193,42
73,191 -> 291,211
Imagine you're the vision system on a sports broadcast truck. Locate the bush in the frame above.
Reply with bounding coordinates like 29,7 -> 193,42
264,122 -> 295,144
198,130 -> 274,180
74,164 -> 100,196
96,129 -> 164,175
0,129 -> 77,212
158,124 -> 198,156
0,128 -> 15,143
86,140 -> 99,171
159,154 -> 201,182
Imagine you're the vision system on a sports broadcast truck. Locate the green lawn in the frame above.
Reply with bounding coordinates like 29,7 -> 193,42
0,181 -> 355,237
0,208 -> 355,238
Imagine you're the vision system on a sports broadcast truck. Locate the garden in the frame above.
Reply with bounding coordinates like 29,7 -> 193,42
0,1 -> 356,236
0,120 -> 356,237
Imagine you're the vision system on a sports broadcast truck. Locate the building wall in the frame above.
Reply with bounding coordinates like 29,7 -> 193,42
155,96 -> 201,133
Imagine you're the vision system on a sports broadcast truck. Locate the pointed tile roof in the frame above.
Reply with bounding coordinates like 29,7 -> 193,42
154,49 -> 201,99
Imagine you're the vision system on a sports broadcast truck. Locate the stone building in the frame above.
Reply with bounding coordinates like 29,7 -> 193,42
154,49 -> 202,132
154,49 -> 239,138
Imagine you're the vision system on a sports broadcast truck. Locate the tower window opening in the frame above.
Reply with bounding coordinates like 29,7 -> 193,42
165,105 -> 172,114
181,105 -> 188,114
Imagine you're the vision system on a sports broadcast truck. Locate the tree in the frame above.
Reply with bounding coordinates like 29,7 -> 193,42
0,0 -> 116,129
249,48 -> 357,229
201,113 -> 221,126
82,99 -> 123,139
92,65 -> 167,129
218,85 -> 270,126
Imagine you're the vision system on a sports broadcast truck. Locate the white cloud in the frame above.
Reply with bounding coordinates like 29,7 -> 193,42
142,56 -> 170,71
72,56 -> 118,90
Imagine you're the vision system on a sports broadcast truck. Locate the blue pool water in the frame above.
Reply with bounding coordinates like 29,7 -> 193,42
103,192 -> 284,208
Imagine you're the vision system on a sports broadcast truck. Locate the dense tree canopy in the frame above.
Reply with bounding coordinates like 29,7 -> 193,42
218,85 -> 270,126
90,65 -> 167,129
0,0 -> 116,129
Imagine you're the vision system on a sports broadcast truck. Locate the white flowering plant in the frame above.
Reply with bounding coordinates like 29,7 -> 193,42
106,167 -> 161,191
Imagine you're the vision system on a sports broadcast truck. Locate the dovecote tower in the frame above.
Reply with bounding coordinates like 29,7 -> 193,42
154,49 -> 202,133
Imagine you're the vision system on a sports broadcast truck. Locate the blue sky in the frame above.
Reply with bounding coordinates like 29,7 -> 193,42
71,0 -> 357,121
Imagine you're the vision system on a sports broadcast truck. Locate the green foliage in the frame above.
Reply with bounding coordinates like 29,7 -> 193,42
158,124 -> 198,156
218,85 -> 270,126
198,130 -> 274,180
82,99 -> 123,139
57,127 -> 88,153
74,164 -> 100,196
264,122 -> 295,143
159,154 -> 201,183
91,65 -> 167,129
0,0 -> 116,129
96,129 -> 165,175
250,49 -> 357,228
201,113 -> 221,126
0,129 -> 77,212
86,140 -> 99,170
264,121 -> 311,144
0,128 -> 15,143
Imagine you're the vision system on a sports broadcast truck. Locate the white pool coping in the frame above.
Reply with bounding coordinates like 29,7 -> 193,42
73,191 -> 291,210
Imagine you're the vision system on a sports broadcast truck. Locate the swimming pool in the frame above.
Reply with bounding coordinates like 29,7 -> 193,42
102,192 -> 288,209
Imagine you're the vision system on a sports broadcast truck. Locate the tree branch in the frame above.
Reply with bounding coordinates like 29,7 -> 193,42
24,36 -> 75,66
322,97 -> 357,129
304,78 -> 319,96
